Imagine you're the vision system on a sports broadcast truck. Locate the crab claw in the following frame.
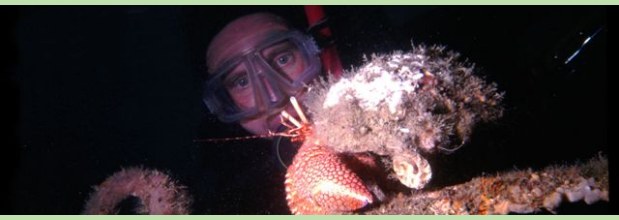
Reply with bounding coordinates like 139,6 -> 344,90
285,141 -> 373,215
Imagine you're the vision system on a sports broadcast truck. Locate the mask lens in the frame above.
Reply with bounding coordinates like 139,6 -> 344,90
260,39 -> 309,85
204,60 -> 257,122
221,63 -> 256,112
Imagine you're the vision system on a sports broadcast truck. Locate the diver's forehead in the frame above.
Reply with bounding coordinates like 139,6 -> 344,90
224,31 -> 286,60
207,25 -> 289,73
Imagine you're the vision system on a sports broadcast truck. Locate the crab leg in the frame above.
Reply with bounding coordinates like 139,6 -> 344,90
289,96 -> 309,125
279,112 -> 299,130
281,110 -> 302,129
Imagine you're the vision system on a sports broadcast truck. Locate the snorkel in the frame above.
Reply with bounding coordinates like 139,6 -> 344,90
304,5 -> 343,79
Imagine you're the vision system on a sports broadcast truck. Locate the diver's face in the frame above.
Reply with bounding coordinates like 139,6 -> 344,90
223,40 -> 308,112
208,15 -> 310,135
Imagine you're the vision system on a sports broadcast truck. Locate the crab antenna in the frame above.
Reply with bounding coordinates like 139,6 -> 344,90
281,110 -> 302,128
290,96 -> 309,124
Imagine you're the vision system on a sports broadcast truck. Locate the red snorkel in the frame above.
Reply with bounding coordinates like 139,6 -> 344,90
304,6 -> 344,79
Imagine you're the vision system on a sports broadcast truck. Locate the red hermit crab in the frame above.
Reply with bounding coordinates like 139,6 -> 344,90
275,96 -> 376,214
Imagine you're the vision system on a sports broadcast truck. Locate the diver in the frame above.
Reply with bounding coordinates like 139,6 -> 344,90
202,12 -> 339,166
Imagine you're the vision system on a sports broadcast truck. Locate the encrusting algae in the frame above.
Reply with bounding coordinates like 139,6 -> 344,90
361,154 -> 609,214
303,45 -> 504,190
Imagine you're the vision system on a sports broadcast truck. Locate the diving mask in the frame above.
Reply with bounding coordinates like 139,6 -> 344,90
203,31 -> 321,123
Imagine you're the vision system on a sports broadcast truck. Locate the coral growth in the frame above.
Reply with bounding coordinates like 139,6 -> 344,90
303,45 -> 504,189
362,155 -> 609,214
83,167 -> 192,214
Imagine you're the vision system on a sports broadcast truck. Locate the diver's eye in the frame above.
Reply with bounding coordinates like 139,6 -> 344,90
274,52 -> 294,67
224,73 -> 250,91
234,75 -> 249,88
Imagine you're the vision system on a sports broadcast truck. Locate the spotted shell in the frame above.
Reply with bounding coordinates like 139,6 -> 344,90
285,140 -> 373,214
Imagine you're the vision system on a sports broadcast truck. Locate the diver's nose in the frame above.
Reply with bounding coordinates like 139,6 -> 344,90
260,76 -> 279,103
252,55 -> 283,104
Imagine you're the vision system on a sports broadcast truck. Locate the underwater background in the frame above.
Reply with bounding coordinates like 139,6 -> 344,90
2,6 -> 609,214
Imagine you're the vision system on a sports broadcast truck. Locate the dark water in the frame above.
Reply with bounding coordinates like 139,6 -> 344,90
2,6 -> 610,214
